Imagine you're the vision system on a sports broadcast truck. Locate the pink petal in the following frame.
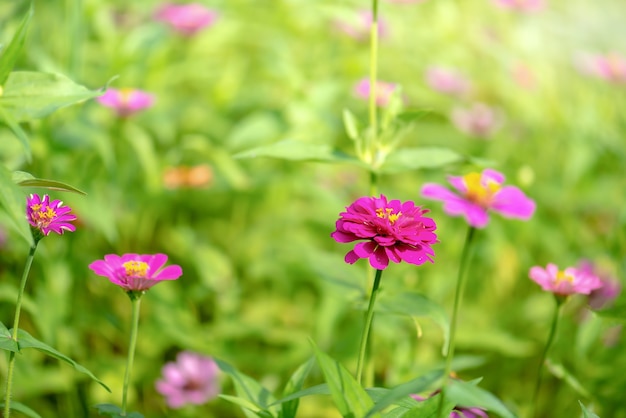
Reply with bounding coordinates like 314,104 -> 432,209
491,186 -> 536,220
345,250 -> 360,264
421,183 -> 461,202
369,246 -> 389,269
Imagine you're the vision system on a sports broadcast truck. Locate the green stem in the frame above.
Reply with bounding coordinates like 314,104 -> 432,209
367,0 -> 379,163
438,226 -> 476,418
532,295 -> 563,418
122,296 -> 142,416
356,268 -> 383,385
4,244 -> 38,418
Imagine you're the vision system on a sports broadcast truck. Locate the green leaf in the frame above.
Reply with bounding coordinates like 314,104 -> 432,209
0,322 -> 19,353
396,110 -> 445,125
234,139 -> 362,165
14,329 -> 111,392
379,147 -> 463,174
312,341 -> 376,418
343,109 -> 361,142
218,395 -> 275,418
0,4 -> 33,85
270,384 -> 330,408
364,369 -> 443,417
447,379 -> 516,418
401,393 -> 455,418
545,360 -> 592,399
16,177 -> 86,195
578,401 -> 600,418
0,401 -> 42,418
278,357 -> 315,418
0,71 -> 102,121
94,404 -> 144,418
0,104 -> 31,160
0,165 -> 33,246
593,301 -> 626,322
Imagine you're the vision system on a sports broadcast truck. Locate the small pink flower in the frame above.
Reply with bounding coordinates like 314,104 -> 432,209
493,0 -> 545,12
577,260 -> 621,309
155,351 -> 220,409
155,3 -> 219,36
89,253 -> 182,293
354,78 -> 398,107
575,53 -> 626,84
529,263 -> 603,296
26,194 -> 77,238
451,103 -> 501,138
335,10 -> 388,41
421,169 -> 535,228
425,66 -> 471,97
331,195 -> 437,270
97,88 -> 154,117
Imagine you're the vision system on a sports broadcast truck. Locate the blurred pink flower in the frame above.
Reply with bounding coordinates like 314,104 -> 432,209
421,169 -> 535,228
26,194 -> 77,238
335,10 -> 388,41
386,0 -> 427,3
89,253 -> 182,293
331,195 -> 437,270
576,53 -> 626,84
493,0 -> 545,12
354,78 -> 398,106
451,103 -> 500,138
97,88 -> 154,117
578,260 -> 621,309
529,263 -> 603,296
425,66 -> 471,97
155,351 -> 220,409
155,3 -> 219,36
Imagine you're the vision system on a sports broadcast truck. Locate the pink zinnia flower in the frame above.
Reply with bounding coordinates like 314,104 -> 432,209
97,88 -> 154,117
577,260 -> 621,309
575,53 -> 626,84
354,78 -> 398,107
425,66 -> 471,97
493,0 -> 544,12
451,103 -> 501,138
26,194 -> 77,238
155,351 -> 220,409
421,169 -> 536,228
529,263 -> 603,296
335,10 -> 388,41
331,195 -> 437,270
155,3 -> 219,36
89,253 -> 182,293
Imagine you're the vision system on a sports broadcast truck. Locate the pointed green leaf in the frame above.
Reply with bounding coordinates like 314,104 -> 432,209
0,321 -> 19,353
343,109 -> 361,142
279,357 -> 315,418
17,177 -> 87,195
0,5 -> 33,85
312,342 -> 376,418
0,165 -> 33,246
94,404 -> 144,418
270,384 -> 330,408
0,104 -> 31,159
234,139 -> 362,165
14,329 -> 110,392
401,393 -> 455,418
215,358 -> 277,416
578,401 -> 600,418
447,379 -> 516,418
379,147 -> 463,174
11,171 -> 34,183
0,401 -> 42,418
218,395 -> 274,418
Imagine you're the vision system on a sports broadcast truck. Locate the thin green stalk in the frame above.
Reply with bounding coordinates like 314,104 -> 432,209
532,295 -> 563,418
122,296 -> 142,416
4,244 -> 38,418
367,0 -> 379,164
438,226 -> 476,418
356,268 -> 383,385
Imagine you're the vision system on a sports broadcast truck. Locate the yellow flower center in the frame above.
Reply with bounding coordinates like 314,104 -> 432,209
123,261 -> 149,277
30,204 -> 57,226
119,88 -> 134,105
376,207 -> 402,224
555,270 -> 574,284
463,172 -> 500,206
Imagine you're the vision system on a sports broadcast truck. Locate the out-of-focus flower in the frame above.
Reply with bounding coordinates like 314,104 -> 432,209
89,253 -> 182,293
354,78 -> 398,107
331,195 -> 437,270
335,10 -> 388,41
155,351 -> 220,409
155,3 -> 219,36
493,0 -> 545,12
529,263 -> 603,296
26,194 -> 77,239
575,52 -> 626,84
163,164 -> 213,189
411,393 -> 488,417
421,169 -> 535,228
577,260 -> 621,309
97,88 -> 154,117
425,66 -> 471,97
451,103 -> 501,138
386,0 -> 427,3
512,63 -> 536,89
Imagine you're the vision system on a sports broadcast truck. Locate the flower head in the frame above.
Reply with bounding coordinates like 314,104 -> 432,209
577,260 -> 621,309
89,253 -> 182,294
354,78 -> 398,107
335,10 -> 388,41
575,52 -> 626,84
155,351 -> 220,409
155,3 -> 219,36
529,263 -> 603,296
331,195 -> 437,270
421,169 -> 535,228
97,88 -> 154,117
451,103 -> 501,138
26,194 -> 77,239
425,66 -> 471,97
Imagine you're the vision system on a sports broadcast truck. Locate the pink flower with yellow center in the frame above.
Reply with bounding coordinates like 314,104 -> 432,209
88,253 -> 182,293
529,263 -> 603,296
354,78 -> 398,107
155,3 -> 219,36
331,195 -> 437,270
421,169 -> 535,228
26,194 -> 77,237
97,88 -> 154,117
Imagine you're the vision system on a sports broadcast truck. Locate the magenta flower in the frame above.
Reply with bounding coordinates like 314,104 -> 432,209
451,103 -> 501,138
577,260 -> 621,309
155,3 -> 219,36
26,194 -> 77,238
421,169 -> 535,228
88,253 -> 182,293
331,195 -> 437,270
335,10 -> 388,41
575,52 -> 626,84
155,351 -> 220,409
493,0 -> 544,12
529,263 -> 603,296
97,88 -> 154,117
354,78 -> 398,107
425,66 -> 471,97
